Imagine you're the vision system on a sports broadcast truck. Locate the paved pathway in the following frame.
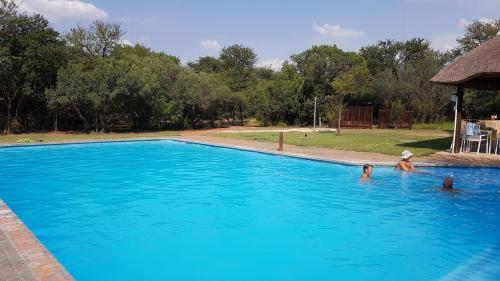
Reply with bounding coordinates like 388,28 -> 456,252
179,128 -> 500,167
177,135 -> 400,165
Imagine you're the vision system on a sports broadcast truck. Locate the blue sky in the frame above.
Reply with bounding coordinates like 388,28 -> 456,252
18,0 -> 500,69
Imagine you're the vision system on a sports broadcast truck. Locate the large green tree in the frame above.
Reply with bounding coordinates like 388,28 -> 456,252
219,44 -> 257,91
291,45 -> 366,124
360,38 -> 430,79
0,2 -> 66,133
248,63 -> 304,125
457,19 -> 500,54
331,65 -> 370,134
219,44 -> 257,125
188,56 -> 223,74
65,20 -> 124,58
48,45 -> 183,131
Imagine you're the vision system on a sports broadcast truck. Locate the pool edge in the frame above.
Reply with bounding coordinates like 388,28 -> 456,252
0,137 -> 175,149
0,199 -> 75,281
172,138 -> 500,169
0,136 -> 499,168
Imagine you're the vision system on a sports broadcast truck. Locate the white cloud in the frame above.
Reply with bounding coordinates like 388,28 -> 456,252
458,17 -> 495,28
200,40 -> 221,49
257,58 -> 285,71
313,23 -> 365,38
17,0 -> 108,23
431,35 -> 458,51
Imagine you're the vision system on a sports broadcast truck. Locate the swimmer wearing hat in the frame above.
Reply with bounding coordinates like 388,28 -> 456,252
397,150 -> 417,172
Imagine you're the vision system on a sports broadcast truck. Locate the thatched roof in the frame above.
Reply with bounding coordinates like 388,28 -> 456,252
431,35 -> 500,90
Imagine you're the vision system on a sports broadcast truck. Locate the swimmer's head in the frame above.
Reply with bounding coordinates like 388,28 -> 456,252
363,164 -> 373,175
443,177 -> 454,190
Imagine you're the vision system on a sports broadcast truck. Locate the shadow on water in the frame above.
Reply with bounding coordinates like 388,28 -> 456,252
438,243 -> 500,281
396,137 -> 452,150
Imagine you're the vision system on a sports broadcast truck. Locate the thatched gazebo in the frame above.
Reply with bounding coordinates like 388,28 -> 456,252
431,35 -> 500,153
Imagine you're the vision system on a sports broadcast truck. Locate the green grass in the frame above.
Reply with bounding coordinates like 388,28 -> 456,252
412,122 -> 454,131
210,129 -> 452,157
0,131 -> 179,144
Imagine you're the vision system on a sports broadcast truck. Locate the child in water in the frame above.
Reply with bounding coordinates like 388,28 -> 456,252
360,164 -> 373,181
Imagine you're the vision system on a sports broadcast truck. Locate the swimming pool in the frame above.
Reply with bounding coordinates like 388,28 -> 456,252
0,140 -> 499,281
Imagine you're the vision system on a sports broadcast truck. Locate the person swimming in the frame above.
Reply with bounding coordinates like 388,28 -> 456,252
442,176 -> 454,191
360,164 -> 373,181
397,150 -> 418,172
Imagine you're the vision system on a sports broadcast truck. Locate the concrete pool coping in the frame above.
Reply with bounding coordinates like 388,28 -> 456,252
173,138 -> 500,168
0,200 -> 74,281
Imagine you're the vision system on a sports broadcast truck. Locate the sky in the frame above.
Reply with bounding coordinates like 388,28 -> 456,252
16,0 -> 500,70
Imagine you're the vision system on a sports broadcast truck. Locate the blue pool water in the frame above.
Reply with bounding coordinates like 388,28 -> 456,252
0,140 -> 499,281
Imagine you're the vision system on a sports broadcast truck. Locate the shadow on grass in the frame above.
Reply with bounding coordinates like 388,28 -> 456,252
396,137 -> 452,150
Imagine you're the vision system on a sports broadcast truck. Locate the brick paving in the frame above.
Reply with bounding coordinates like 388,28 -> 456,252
0,200 -> 73,281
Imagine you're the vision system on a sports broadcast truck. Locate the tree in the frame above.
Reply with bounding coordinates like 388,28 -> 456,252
248,64 -> 303,125
359,40 -> 401,76
456,19 -> 500,54
219,44 -> 257,91
0,3 -> 66,133
358,38 -> 452,123
291,45 -> 366,125
113,45 -> 181,129
330,65 -> 370,134
65,20 -> 124,58
0,0 -> 16,20
188,56 -> 223,74
219,44 -> 257,125
360,38 -> 430,79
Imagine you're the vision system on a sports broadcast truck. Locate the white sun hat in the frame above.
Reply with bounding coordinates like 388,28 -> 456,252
401,150 -> 414,159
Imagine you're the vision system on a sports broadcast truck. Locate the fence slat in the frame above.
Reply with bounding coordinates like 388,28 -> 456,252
378,110 -> 414,129
339,106 -> 373,128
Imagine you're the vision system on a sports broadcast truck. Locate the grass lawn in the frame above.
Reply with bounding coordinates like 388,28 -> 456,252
0,131 -> 179,144
209,129 -> 453,157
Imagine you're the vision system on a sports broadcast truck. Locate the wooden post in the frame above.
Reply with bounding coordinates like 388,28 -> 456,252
278,131 -> 284,151
453,85 -> 464,153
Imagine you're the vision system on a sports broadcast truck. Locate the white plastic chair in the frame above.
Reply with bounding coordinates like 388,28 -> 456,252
460,123 -> 488,154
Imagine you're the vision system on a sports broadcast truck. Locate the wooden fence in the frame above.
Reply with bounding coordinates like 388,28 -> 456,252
378,110 -> 414,129
340,106 -> 373,128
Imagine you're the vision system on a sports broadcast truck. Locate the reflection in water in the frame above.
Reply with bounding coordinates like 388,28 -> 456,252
439,243 -> 500,281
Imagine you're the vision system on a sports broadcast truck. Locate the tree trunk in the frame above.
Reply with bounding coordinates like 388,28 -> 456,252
54,112 -> 58,132
5,98 -> 12,134
337,96 -> 344,135
231,107 -> 235,126
72,105 -> 89,130
95,114 -> 99,133
238,103 -> 244,126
